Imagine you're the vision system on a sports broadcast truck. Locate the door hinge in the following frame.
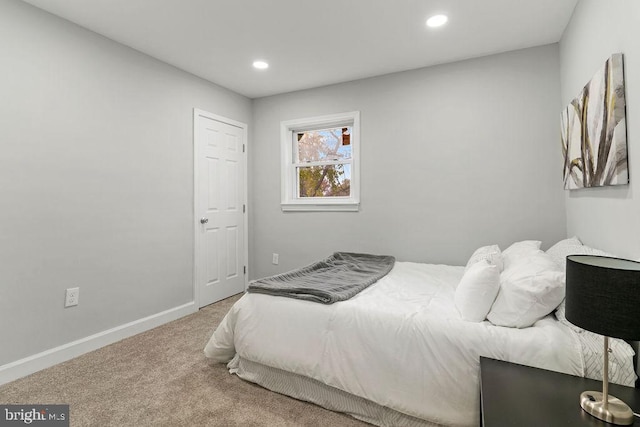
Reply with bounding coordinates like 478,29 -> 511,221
243,204 -> 246,213
243,144 -> 245,153
244,266 -> 247,275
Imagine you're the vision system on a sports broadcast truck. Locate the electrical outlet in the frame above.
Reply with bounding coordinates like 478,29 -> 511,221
65,287 -> 79,307
272,253 -> 279,265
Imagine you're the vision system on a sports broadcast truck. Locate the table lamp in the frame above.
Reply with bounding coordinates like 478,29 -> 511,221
565,254 -> 640,425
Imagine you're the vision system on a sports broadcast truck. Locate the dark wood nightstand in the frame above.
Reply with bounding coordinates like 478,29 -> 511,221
480,357 -> 640,426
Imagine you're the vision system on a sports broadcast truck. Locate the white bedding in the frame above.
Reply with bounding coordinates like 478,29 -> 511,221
204,261 -> 636,426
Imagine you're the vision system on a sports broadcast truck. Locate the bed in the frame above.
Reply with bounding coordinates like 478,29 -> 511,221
204,239 -> 638,427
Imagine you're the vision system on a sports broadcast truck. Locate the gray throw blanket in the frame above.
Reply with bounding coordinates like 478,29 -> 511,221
247,252 -> 396,304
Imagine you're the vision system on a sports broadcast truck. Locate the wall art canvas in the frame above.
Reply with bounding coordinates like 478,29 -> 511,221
561,53 -> 628,190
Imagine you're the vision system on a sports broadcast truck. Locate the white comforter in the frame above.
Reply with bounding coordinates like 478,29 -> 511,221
204,262 -> 593,426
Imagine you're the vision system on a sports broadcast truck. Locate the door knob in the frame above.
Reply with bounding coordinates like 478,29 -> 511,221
200,217 -> 209,224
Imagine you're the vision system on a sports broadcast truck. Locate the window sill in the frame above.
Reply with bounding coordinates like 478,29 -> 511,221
281,202 -> 359,212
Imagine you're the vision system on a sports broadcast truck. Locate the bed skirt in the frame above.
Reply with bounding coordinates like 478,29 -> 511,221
228,356 -> 443,427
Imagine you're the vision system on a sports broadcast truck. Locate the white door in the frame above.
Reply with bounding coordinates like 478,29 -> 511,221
194,109 -> 247,308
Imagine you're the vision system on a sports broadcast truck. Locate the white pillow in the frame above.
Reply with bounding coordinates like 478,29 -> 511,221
465,244 -> 503,272
568,244 -> 613,257
501,240 -> 541,270
455,260 -> 501,322
545,236 -> 582,268
551,243 -> 614,272
487,251 -> 565,328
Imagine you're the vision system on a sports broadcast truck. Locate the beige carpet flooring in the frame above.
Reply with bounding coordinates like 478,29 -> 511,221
0,294 -> 367,426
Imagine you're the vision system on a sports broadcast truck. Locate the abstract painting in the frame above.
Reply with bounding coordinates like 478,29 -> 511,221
561,53 -> 628,190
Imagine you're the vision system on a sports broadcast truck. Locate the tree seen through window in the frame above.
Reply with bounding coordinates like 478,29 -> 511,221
296,127 -> 352,197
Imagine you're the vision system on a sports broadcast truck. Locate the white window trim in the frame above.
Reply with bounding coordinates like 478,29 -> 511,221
281,111 -> 360,212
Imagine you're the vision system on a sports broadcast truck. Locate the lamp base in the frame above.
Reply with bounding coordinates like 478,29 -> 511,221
580,391 -> 634,425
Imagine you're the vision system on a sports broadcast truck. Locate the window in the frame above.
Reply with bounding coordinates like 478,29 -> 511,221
281,111 -> 360,211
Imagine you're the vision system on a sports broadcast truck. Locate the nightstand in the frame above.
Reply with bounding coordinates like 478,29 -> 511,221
480,357 -> 640,426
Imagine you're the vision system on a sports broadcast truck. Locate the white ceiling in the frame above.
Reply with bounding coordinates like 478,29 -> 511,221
20,0 -> 578,99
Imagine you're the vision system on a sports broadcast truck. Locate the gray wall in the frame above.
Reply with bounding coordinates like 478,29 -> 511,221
0,0 -> 251,365
560,0 -> 640,260
251,45 -> 566,279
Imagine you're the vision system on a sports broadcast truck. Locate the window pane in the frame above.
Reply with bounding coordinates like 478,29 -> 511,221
298,164 -> 351,197
296,127 -> 352,163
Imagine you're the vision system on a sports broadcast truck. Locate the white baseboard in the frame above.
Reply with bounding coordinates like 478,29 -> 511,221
0,302 -> 197,386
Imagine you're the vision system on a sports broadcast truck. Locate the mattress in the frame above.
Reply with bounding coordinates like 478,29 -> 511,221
204,261 -> 636,426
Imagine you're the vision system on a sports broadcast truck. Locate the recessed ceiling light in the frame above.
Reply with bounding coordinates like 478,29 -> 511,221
426,14 -> 448,28
252,60 -> 269,70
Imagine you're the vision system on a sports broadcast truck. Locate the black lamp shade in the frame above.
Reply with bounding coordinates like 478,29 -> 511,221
565,255 -> 640,341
